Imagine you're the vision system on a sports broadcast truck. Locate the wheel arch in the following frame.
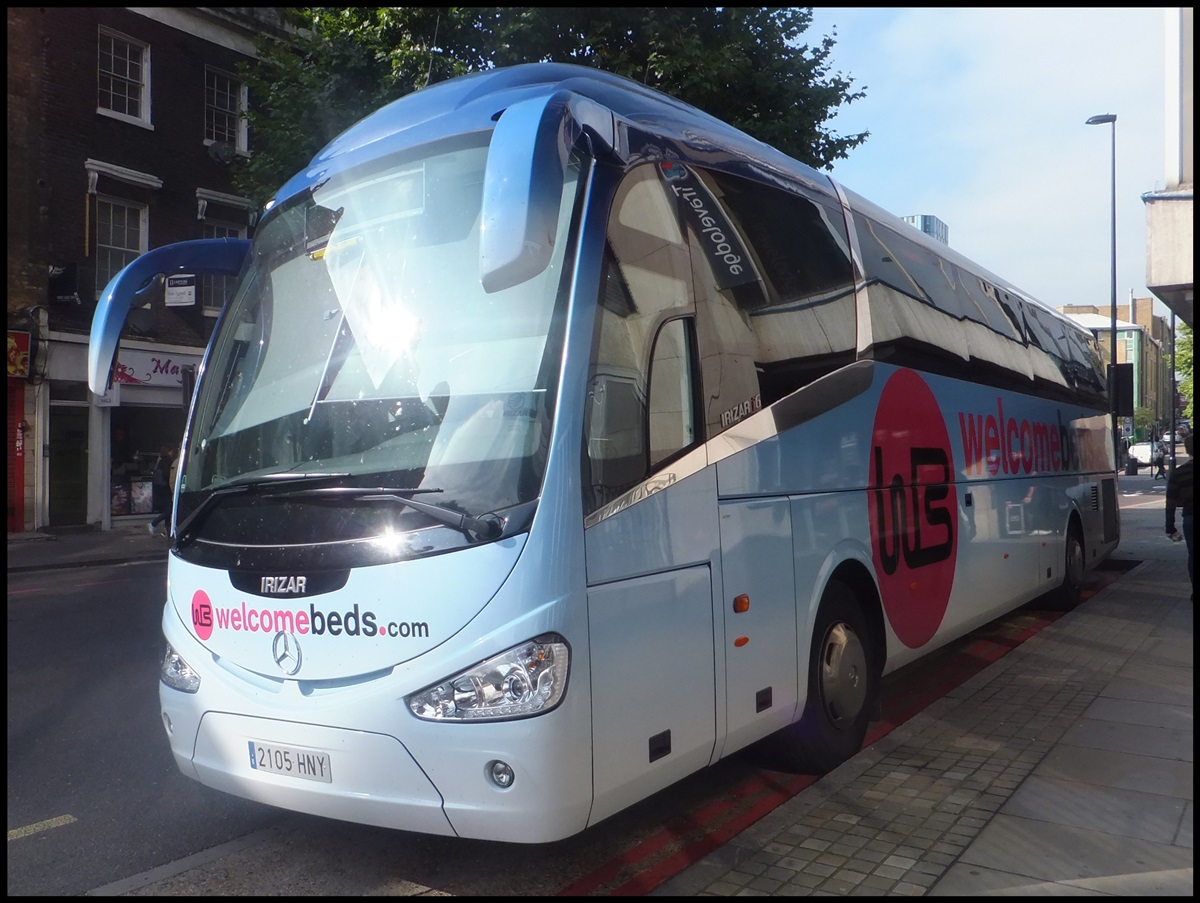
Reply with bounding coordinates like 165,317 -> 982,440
825,558 -> 886,681
1066,506 -> 1085,544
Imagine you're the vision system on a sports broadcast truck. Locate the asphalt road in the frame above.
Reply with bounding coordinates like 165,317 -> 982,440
6,561 -> 278,896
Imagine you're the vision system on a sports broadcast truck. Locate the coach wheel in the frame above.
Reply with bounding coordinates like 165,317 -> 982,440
772,579 -> 877,774
1052,524 -> 1086,610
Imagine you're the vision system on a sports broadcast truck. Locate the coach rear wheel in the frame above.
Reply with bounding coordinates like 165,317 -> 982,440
1051,524 -> 1085,610
772,579 -> 877,774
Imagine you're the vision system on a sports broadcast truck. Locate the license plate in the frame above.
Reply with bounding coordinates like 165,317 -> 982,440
248,741 -> 332,783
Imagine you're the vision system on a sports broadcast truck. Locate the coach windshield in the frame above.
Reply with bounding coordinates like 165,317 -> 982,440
178,138 -> 581,547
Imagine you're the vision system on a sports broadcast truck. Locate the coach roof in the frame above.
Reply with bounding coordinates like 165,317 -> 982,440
269,62 -> 838,212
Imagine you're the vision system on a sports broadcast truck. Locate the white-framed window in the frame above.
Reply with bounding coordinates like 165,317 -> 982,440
98,27 -> 152,127
205,67 -> 248,153
95,197 -> 148,296
201,221 -> 246,314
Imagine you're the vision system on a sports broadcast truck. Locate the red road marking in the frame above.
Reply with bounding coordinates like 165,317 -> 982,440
609,774 -> 816,896
557,773 -> 780,895
557,771 -> 817,897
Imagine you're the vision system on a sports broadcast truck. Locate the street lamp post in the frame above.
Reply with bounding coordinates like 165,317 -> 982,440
1086,113 -> 1118,470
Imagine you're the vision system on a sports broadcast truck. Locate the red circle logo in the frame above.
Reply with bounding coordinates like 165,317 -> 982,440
191,590 -> 214,641
867,370 -> 957,648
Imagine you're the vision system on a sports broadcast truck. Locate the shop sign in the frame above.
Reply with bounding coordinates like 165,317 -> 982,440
48,263 -> 82,305
165,274 -> 197,307
112,348 -> 199,388
7,331 -> 31,378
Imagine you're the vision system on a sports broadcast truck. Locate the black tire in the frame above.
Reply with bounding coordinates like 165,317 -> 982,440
1049,524 -> 1085,610
772,579 -> 877,774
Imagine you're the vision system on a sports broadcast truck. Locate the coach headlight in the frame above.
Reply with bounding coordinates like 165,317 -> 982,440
407,635 -> 569,721
160,643 -> 201,693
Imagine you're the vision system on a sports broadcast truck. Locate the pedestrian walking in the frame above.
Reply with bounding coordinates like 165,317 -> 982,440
1153,441 -> 1167,479
1165,434 -> 1193,598
148,445 -> 176,535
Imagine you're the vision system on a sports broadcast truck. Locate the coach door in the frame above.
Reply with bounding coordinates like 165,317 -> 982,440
582,164 -> 719,826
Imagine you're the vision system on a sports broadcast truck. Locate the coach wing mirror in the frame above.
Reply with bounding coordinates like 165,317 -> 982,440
88,238 -> 250,395
480,91 -> 614,293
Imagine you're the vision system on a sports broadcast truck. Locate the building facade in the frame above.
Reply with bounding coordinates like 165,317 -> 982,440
6,7 -> 286,533
1142,7 -> 1193,330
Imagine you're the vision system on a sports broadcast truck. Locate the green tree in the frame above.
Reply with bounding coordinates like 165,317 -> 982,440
1173,322 -> 1193,422
1134,406 -> 1152,440
485,8 -> 867,167
232,7 -> 491,206
232,7 -> 867,206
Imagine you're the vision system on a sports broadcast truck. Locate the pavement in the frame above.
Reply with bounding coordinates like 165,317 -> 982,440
7,520 -> 171,573
7,469 -> 1193,897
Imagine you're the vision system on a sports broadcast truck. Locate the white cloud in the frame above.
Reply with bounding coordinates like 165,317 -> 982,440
807,7 -> 1167,313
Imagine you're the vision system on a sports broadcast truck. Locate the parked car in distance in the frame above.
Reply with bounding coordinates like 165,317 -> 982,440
1162,422 -> 1190,444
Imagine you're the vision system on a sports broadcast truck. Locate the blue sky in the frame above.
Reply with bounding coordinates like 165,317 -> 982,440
804,7 -> 1169,318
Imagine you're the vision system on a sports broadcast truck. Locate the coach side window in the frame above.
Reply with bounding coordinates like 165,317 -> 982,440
854,216 -> 1062,392
679,167 -> 856,433
583,165 -> 698,515
647,318 -> 697,467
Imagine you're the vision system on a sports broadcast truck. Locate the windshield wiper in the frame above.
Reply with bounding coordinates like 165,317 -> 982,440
274,486 -> 506,543
174,472 -> 356,546
174,475 -> 504,547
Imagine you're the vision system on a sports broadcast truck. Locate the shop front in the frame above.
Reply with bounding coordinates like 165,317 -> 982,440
97,345 -> 195,529
40,333 -> 199,530
107,400 -> 177,520
7,330 -> 34,533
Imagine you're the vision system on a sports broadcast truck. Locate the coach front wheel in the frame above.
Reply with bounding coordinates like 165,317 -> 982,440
771,580 -> 878,774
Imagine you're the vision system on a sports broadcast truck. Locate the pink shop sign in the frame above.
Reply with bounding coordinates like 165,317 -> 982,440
112,349 -> 199,387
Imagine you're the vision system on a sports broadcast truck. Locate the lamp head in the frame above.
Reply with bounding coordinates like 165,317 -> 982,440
1086,114 -> 1117,125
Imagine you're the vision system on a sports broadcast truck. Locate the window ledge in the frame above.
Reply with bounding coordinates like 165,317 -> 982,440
85,159 -> 162,190
96,108 -> 154,131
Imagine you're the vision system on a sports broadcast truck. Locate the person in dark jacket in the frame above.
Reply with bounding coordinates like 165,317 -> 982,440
1165,434 -> 1193,597
148,445 -> 176,535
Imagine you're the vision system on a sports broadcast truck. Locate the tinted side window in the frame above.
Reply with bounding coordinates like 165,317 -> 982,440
678,167 -> 856,431
856,215 -> 1040,383
648,318 -> 697,467
854,210 -> 1106,406
855,217 -> 972,365
583,166 -> 698,515
1023,301 -> 1107,404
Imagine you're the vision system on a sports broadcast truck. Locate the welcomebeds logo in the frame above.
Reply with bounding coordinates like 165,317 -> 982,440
190,590 -> 429,643
958,399 -> 1079,477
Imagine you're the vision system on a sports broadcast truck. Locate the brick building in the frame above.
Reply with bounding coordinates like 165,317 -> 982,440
7,8 -> 286,532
